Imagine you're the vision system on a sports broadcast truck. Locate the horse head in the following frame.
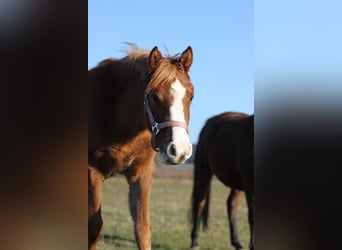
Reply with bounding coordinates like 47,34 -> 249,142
144,46 -> 194,164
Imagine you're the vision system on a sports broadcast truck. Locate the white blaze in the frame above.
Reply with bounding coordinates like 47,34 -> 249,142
169,79 -> 192,159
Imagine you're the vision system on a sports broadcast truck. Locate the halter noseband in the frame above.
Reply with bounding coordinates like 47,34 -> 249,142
144,94 -> 188,151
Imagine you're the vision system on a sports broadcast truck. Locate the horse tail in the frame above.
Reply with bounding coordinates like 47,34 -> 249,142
201,179 -> 211,230
190,120 -> 213,231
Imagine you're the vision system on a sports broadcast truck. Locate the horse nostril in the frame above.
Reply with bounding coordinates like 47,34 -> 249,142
167,142 -> 177,158
169,144 -> 177,157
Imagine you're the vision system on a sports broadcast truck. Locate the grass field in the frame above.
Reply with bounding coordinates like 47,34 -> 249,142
97,166 -> 249,250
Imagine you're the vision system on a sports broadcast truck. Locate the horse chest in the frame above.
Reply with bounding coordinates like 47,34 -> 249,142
92,130 -> 154,177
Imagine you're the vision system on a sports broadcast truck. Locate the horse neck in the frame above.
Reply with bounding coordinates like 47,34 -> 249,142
89,61 -> 150,148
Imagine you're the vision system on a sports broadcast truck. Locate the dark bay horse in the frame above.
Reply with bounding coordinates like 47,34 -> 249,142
88,45 -> 194,250
190,112 -> 254,250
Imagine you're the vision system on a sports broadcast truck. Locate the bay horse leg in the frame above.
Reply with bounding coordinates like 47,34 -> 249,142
227,189 -> 244,250
241,149 -> 254,250
88,167 -> 104,250
190,167 -> 213,248
245,185 -> 254,250
125,165 -> 154,250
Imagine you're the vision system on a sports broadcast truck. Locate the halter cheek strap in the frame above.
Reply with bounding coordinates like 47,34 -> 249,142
144,95 -> 188,151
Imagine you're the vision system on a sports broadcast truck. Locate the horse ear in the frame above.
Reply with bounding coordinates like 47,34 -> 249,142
149,46 -> 162,71
179,46 -> 193,72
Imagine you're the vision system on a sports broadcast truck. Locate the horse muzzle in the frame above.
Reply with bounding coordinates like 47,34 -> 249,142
164,140 -> 192,164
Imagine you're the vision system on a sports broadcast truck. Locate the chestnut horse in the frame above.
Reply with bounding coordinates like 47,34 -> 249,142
88,45 -> 194,250
190,112 -> 254,250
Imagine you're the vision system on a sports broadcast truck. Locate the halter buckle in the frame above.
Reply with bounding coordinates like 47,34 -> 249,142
152,123 -> 160,135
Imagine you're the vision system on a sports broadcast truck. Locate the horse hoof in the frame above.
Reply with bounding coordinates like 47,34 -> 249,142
234,244 -> 243,250
233,243 -> 243,250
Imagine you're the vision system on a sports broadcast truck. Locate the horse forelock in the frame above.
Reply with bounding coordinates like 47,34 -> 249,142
146,57 -> 190,94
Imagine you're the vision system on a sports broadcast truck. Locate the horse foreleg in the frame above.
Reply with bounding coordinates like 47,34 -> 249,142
227,189 -> 244,250
126,166 -> 153,250
88,167 -> 104,250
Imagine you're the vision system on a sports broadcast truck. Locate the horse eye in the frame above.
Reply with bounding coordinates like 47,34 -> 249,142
152,94 -> 160,103
190,95 -> 194,101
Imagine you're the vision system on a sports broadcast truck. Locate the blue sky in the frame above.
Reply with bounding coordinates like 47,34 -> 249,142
88,0 -> 254,144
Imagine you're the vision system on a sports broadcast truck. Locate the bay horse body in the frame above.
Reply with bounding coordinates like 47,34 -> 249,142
88,45 -> 194,250
190,112 -> 254,250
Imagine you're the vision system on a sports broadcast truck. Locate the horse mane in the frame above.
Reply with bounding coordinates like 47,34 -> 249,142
125,43 -> 150,59
94,44 -> 190,94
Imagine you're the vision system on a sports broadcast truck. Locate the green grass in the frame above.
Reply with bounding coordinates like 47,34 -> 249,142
97,175 -> 249,250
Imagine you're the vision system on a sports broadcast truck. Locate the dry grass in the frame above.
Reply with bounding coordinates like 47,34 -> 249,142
97,165 -> 250,250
